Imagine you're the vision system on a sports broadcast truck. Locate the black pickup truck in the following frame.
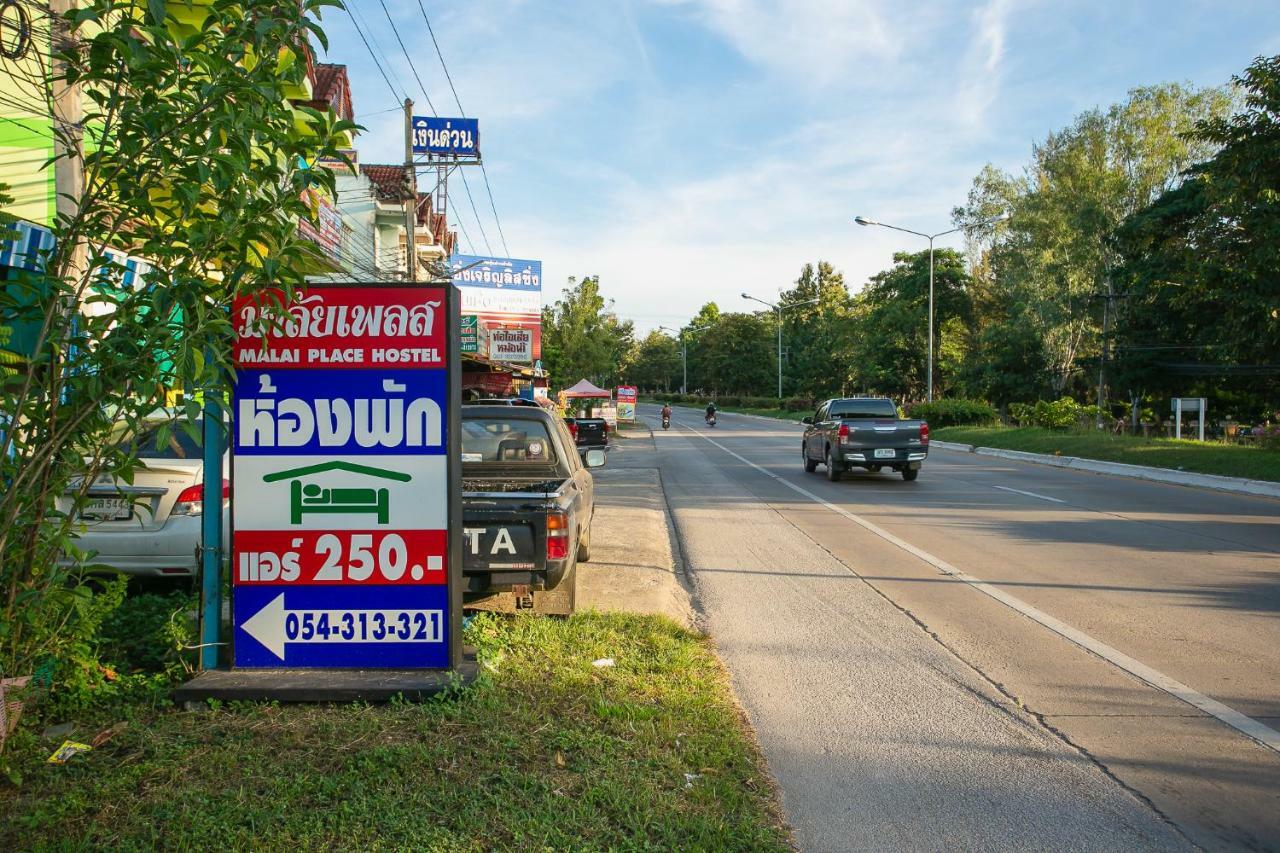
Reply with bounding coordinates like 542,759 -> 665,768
802,397 -> 929,481
563,416 -> 609,450
461,406 -> 604,615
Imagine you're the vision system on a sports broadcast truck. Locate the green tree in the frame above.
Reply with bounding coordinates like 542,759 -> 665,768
1112,56 -> 1280,418
779,261 -> 855,398
955,83 -> 1232,396
623,330 -> 681,392
696,313 -> 773,395
0,1 -> 353,682
540,276 -> 635,389
850,250 -> 972,402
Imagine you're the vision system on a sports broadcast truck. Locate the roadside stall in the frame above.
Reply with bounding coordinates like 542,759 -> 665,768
559,379 -> 612,418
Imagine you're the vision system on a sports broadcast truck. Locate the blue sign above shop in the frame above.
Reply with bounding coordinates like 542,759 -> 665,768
411,116 -> 480,157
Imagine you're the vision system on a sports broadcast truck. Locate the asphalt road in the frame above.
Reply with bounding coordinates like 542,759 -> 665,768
641,404 -> 1280,852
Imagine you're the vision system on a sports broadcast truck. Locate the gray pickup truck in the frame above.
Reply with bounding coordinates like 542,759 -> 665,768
461,406 -> 604,615
801,397 -> 929,482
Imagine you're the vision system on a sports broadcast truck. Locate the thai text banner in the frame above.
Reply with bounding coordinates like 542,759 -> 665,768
233,287 -> 445,370
234,369 -> 447,456
450,255 -> 541,292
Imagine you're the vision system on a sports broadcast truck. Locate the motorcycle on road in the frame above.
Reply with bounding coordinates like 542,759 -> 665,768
705,413 -> 717,428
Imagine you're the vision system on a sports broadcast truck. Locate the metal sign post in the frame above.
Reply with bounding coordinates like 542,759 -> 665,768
175,284 -> 472,702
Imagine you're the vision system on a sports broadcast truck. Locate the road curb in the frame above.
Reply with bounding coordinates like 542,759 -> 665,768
932,442 -> 1280,499
930,439 -> 975,453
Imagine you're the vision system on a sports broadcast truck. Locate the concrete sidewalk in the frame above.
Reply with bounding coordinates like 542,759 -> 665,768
577,426 -> 694,628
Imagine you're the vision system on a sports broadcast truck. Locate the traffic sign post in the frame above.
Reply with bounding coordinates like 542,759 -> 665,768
175,284 -> 471,702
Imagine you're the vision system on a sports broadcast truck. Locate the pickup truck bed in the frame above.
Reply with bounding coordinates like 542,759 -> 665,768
461,407 -> 603,615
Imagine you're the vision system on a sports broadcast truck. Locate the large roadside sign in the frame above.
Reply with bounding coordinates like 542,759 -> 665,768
616,386 -> 637,422
231,286 -> 460,669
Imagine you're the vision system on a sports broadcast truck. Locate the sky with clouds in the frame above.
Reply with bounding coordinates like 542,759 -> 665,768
319,1 -> 1280,332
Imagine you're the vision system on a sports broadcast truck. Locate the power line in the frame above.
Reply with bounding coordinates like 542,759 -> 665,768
349,1 -> 411,98
344,4 -> 401,102
376,0 -> 438,117
413,0 -> 509,257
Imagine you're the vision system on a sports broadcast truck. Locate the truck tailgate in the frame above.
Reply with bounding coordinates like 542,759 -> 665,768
462,505 -> 542,571
840,419 -> 927,461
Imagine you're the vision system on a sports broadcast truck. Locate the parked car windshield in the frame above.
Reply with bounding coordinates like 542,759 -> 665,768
461,417 -> 559,465
829,399 -> 898,419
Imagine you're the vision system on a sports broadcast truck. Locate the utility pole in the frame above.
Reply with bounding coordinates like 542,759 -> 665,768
50,0 -> 86,288
403,97 -> 416,283
1096,275 -> 1115,430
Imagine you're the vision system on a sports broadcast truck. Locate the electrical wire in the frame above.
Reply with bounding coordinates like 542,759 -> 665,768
413,0 -> 508,257
376,0 -> 438,117
344,3 -> 401,102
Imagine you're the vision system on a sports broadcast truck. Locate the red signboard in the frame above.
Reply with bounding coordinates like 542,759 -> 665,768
616,386 -> 637,403
235,530 -> 448,586
233,288 -> 445,370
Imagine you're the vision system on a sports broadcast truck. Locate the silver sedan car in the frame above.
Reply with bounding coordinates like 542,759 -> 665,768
62,423 -> 229,578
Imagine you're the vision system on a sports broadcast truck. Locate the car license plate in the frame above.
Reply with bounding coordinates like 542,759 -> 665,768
82,497 -> 132,520
874,448 -> 896,459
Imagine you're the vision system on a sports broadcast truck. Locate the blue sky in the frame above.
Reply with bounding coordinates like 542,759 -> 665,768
319,1 -> 1280,333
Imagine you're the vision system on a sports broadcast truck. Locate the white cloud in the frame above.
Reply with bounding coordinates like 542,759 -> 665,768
953,0 -> 1014,130
651,0 -> 907,85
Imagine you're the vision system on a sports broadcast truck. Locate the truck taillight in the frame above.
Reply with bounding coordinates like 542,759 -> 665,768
547,510 -> 570,560
172,479 -> 230,516
567,421 -> 578,439
838,423 -> 850,442
920,423 -> 930,445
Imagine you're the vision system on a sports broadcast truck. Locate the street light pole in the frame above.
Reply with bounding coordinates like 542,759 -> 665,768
658,325 -> 709,395
854,212 -> 1007,402
741,294 -> 820,399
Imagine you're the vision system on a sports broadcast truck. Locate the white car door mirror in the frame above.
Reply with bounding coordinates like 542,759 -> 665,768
584,449 -> 606,468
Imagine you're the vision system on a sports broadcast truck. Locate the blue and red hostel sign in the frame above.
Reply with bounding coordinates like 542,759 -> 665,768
231,286 -> 459,668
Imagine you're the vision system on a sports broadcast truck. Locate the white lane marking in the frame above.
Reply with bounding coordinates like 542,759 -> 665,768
992,485 -> 1066,504
681,424 -> 1280,755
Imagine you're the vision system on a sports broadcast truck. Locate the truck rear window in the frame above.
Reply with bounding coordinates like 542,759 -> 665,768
830,400 -> 898,419
461,417 -> 558,464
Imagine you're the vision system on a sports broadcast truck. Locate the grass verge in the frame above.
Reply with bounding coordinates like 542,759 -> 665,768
1,612 -> 789,850
934,425 -> 1280,483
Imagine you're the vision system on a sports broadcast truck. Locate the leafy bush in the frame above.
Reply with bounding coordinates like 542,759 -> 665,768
1007,397 -> 1105,429
783,396 -> 815,412
99,590 -> 198,675
907,398 -> 998,427
1257,424 -> 1280,450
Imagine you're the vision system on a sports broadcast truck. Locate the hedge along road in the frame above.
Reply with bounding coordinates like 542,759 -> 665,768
644,404 -> 1280,852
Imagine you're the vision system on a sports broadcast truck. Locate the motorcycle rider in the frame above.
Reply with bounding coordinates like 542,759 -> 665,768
704,401 -> 717,424
660,402 -> 672,424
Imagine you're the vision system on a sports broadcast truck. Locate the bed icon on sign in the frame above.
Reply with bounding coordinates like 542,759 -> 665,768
262,461 -> 413,525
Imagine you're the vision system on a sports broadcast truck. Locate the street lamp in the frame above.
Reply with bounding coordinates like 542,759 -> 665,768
854,211 -> 1007,402
657,324 -> 710,395
740,293 -> 821,398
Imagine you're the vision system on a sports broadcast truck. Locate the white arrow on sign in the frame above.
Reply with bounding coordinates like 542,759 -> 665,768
241,593 -> 444,661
